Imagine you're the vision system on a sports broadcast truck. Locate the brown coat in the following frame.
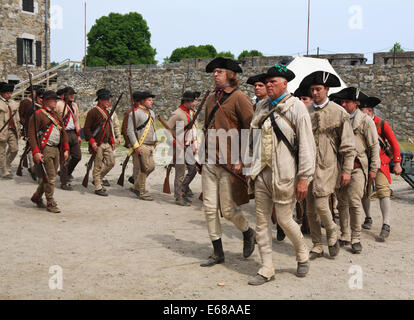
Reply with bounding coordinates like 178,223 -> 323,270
28,107 -> 69,155
309,101 -> 356,197
203,87 -> 254,205
0,97 -> 20,141
83,106 -> 114,147
19,98 -> 41,137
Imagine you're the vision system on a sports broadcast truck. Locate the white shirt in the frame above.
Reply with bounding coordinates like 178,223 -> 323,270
312,98 -> 329,109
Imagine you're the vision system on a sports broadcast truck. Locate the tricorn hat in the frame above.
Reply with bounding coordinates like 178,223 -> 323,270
359,96 -> 381,108
64,86 -> 77,95
133,91 -> 155,102
263,64 -> 295,82
206,57 -> 243,73
247,73 -> 267,86
0,82 -> 15,93
294,86 -> 312,98
95,88 -> 113,101
42,90 -> 59,100
329,87 -> 368,102
299,71 -> 341,88
56,87 -> 67,96
181,91 -> 199,101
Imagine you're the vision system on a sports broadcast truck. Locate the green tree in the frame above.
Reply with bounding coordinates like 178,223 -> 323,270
86,12 -> 157,66
238,50 -> 263,60
216,51 -> 235,59
389,42 -> 404,53
166,45 -> 217,63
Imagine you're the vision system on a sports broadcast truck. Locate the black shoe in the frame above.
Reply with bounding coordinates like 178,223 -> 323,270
351,242 -> 362,254
297,261 -> 310,278
103,180 -> 110,187
129,188 -> 140,197
200,239 -> 225,267
328,241 -> 340,257
362,217 -> 373,229
248,274 -> 274,286
67,174 -> 74,182
309,251 -> 323,260
92,181 -> 106,191
183,196 -> 192,204
378,224 -> 390,241
128,176 -> 134,184
242,227 -> 256,258
95,189 -> 108,197
276,224 -> 286,241
339,239 -> 351,247
61,184 -> 73,191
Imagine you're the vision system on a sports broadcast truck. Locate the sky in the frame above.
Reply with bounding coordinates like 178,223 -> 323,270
50,0 -> 414,65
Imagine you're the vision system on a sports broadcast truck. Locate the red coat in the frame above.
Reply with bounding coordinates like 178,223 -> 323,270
373,115 -> 401,183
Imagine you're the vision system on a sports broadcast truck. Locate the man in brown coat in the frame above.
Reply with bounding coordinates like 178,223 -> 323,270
167,91 -> 200,206
28,90 -> 69,213
56,87 -> 82,190
299,71 -> 356,260
0,82 -> 20,179
200,57 -> 256,267
83,89 -> 116,196
332,87 -> 380,253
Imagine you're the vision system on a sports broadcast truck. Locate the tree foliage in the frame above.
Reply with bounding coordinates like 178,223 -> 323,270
216,51 -> 235,59
86,12 -> 157,66
167,45 -> 217,63
389,42 -> 404,53
238,50 -> 263,60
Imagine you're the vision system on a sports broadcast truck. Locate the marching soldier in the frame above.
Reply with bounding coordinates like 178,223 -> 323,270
359,97 -> 402,241
18,85 -> 44,180
56,87 -> 82,189
83,89 -> 116,196
28,90 -> 69,213
167,91 -> 200,206
299,71 -> 356,260
247,65 -> 315,285
127,91 -> 158,201
0,82 -> 20,179
246,73 -> 267,109
200,57 -> 256,267
333,88 -> 381,253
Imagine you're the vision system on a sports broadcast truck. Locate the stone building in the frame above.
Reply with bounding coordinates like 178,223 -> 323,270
0,0 -> 50,84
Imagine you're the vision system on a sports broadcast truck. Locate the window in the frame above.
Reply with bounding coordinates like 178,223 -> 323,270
22,0 -> 34,13
23,39 -> 34,64
17,38 -> 41,66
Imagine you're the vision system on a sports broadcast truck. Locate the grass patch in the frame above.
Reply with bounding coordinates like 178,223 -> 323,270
399,141 -> 414,154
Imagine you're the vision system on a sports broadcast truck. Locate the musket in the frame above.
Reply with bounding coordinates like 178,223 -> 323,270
26,57 -> 49,184
82,92 -> 124,188
0,110 -> 18,133
16,141 -> 31,177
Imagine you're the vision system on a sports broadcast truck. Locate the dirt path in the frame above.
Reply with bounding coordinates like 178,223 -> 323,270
0,147 -> 413,300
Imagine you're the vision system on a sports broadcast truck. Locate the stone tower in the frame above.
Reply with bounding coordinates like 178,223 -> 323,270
0,0 -> 50,83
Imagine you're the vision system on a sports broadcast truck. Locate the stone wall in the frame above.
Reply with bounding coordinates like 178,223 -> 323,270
0,0 -> 50,83
57,59 -> 414,139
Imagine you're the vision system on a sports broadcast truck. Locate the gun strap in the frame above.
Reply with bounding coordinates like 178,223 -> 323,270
204,88 -> 238,131
269,112 -> 297,159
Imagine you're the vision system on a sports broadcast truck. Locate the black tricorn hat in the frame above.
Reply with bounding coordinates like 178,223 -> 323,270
64,86 -> 77,95
359,96 -> 381,108
206,57 -> 243,73
300,71 -> 341,88
247,73 -> 266,86
37,88 -> 45,98
133,91 -> 155,102
181,91 -> 198,101
264,64 -> 295,82
329,87 -> 368,102
95,88 -> 113,101
194,91 -> 201,99
294,86 -> 312,98
0,82 -> 15,93
42,90 -> 59,100
56,87 -> 67,96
